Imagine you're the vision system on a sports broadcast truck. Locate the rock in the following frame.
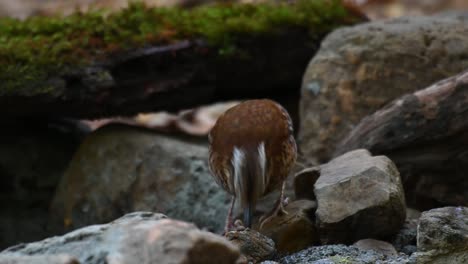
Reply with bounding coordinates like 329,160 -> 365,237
334,70 -> 468,210
314,149 -> 406,244
256,200 -> 319,253
414,207 -> 468,263
353,239 -> 398,257
391,208 -> 421,255
0,255 -> 79,264
226,229 -> 275,263
299,13 -> 468,164
50,124 -> 229,234
294,167 -> 320,200
0,119 -> 82,249
279,244 -> 410,264
1,212 -> 241,264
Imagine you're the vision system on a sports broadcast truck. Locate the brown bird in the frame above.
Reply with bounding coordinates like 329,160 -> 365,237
208,99 -> 297,232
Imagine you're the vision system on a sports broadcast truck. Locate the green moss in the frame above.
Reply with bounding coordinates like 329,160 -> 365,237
0,0 -> 358,96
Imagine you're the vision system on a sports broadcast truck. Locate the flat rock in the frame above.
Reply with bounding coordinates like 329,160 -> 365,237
256,200 -> 319,254
50,124 -> 229,234
1,212 -> 241,264
414,206 -> 468,263
353,239 -> 397,257
226,229 -> 275,263
314,149 -> 406,244
299,13 -> 468,164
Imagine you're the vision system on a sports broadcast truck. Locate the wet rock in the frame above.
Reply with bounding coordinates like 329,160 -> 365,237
353,239 -> 397,257
50,124 -> 229,234
279,244 -> 410,264
226,229 -> 275,263
299,13 -> 468,164
1,212 -> 241,264
294,167 -> 320,200
414,206 -> 468,263
314,149 -> 406,244
0,119 -> 82,249
256,200 -> 319,253
0,255 -> 78,264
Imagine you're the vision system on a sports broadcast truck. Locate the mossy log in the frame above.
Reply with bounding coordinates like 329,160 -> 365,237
0,0 -> 366,118
335,70 -> 468,209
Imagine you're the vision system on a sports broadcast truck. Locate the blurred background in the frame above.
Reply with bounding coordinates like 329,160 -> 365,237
1,0 -> 468,20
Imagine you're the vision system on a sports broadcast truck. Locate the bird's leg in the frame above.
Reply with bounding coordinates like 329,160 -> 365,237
259,181 -> 288,229
223,196 -> 236,235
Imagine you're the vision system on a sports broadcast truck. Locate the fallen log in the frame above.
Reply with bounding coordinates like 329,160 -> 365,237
335,70 -> 468,209
0,0 -> 366,119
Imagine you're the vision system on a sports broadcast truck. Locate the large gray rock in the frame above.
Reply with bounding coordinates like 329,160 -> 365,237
414,207 -> 468,264
299,13 -> 468,164
314,149 -> 406,244
1,212 -> 241,264
50,124 -> 229,234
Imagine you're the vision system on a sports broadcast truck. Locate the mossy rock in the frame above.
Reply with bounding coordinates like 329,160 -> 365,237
0,0 -> 365,117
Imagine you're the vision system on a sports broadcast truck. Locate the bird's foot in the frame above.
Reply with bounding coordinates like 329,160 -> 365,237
223,219 -> 248,236
258,196 -> 289,230
233,219 -> 247,231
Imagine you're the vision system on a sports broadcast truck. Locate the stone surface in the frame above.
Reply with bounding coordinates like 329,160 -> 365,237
334,70 -> 468,210
279,244 -> 410,264
294,167 -> 320,201
0,119 -> 83,250
1,212 -> 241,264
414,206 -> 468,263
256,200 -> 319,253
299,13 -> 468,164
314,149 -> 406,244
0,255 -> 78,264
50,124 -> 229,234
353,239 -> 397,257
226,229 -> 275,263
391,208 -> 421,255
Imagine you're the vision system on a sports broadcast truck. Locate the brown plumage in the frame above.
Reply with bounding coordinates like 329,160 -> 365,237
208,99 -> 297,231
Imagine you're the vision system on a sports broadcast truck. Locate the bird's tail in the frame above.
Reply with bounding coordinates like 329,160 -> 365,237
243,202 -> 253,228
232,143 -> 266,228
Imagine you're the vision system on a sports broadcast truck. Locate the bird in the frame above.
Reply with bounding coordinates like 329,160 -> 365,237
208,99 -> 297,232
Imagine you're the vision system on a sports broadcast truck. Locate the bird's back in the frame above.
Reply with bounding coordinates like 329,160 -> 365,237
208,99 -> 296,195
